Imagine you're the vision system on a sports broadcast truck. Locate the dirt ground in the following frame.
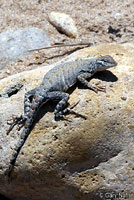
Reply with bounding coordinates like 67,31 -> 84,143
0,0 -> 134,78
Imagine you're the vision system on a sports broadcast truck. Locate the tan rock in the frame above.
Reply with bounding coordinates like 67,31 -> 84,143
0,43 -> 134,199
48,12 -> 78,38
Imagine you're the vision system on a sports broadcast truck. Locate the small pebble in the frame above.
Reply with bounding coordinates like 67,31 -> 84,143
121,96 -> 127,101
114,13 -> 122,18
48,12 -> 78,38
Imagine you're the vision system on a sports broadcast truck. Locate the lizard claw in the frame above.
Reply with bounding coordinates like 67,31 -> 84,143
90,84 -> 106,93
95,85 -> 106,93
67,108 -> 87,119
7,114 -> 17,125
69,100 -> 80,109
91,87 -> 98,93
7,114 -> 26,135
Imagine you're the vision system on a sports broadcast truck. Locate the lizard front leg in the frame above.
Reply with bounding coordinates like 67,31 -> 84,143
77,72 -> 106,93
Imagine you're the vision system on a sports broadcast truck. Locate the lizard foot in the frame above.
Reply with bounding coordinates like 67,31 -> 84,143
7,114 -> 26,135
91,84 -> 106,93
55,101 -> 87,120
54,108 -> 68,118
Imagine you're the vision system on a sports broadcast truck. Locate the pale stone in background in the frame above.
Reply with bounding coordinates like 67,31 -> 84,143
0,27 -> 51,70
48,12 -> 78,38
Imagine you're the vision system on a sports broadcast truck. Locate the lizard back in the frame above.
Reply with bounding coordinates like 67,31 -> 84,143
41,58 -> 94,92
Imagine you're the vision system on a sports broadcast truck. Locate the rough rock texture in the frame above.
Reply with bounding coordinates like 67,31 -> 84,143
1,0 -> 134,80
48,12 -> 78,38
0,43 -> 134,200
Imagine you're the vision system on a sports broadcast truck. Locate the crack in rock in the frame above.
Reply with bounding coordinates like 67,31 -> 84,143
0,83 -> 23,98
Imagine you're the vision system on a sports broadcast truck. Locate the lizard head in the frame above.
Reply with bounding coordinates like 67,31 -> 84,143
95,55 -> 117,71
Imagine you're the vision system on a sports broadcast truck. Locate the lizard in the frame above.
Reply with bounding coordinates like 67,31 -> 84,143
7,55 -> 117,180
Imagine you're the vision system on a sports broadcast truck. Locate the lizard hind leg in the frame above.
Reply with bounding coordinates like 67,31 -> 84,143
54,93 -> 69,117
6,88 -> 37,135
47,91 -> 69,118
47,91 -> 87,119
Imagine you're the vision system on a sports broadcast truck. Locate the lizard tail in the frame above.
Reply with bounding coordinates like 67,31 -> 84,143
8,126 -> 30,179
8,93 -> 47,179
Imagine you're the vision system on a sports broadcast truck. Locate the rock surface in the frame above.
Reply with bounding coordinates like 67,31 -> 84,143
48,12 -> 78,38
0,1 -> 134,81
0,43 -> 134,200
